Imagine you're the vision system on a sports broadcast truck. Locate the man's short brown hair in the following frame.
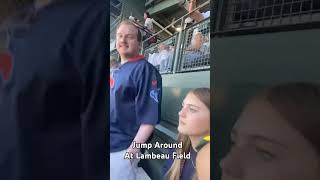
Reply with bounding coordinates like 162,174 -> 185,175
116,20 -> 142,42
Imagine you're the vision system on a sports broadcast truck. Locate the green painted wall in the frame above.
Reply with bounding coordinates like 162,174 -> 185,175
162,71 -> 210,87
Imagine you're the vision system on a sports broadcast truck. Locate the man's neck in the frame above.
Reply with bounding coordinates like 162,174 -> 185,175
121,59 -> 128,64
120,54 -> 141,64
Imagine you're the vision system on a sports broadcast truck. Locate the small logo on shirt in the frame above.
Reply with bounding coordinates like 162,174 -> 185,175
0,51 -> 13,81
150,88 -> 160,103
151,80 -> 157,86
110,76 -> 115,88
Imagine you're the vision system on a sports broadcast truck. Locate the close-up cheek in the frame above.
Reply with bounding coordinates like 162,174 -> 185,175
221,148 -> 244,180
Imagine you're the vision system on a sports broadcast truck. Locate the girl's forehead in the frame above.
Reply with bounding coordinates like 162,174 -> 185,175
184,93 -> 206,108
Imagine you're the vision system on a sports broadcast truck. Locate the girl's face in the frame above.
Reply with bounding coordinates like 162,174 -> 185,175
221,99 -> 320,180
178,92 -> 210,137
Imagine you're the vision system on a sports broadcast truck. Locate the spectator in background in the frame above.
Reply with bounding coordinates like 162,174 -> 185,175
129,15 -> 140,23
187,32 -> 208,52
184,32 -> 209,66
221,83 -> 320,180
110,56 -> 119,73
147,43 -> 173,72
143,11 -> 157,47
184,17 -> 194,28
188,0 -> 210,23
159,43 -> 174,72
144,11 -> 153,33
147,51 -> 157,67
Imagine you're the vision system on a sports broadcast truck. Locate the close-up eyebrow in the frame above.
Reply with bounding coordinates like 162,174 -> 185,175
116,33 -> 135,36
249,134 -> 288,149
231,129 -> 287,149
185,103 -> 201,109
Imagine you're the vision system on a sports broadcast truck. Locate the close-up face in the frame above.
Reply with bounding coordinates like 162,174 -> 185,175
116,23 -> 140,59
220,99 -> 320,180
178,92 -> 210,137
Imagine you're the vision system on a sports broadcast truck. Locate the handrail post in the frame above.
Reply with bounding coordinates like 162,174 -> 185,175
172,17 -> 184,74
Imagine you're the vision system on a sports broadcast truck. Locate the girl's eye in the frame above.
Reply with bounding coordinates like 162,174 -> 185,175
255,147 -> 275,161
189,108 -> 197,113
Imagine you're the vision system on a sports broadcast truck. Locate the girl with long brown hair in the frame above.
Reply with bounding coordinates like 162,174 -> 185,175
163,88 -> 210,180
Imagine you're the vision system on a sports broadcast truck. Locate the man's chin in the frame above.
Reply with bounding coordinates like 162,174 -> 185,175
120,53 -> 139,59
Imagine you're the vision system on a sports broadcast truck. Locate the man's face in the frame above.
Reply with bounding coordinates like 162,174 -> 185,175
116,24 -> 140,60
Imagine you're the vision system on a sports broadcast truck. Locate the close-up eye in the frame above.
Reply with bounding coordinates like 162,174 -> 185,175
255,147 -> 275,161
189,107 -> 197,113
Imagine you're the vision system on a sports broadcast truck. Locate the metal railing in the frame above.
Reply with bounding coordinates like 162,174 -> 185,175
142,1 -> 210,74
142,1 -> 210,46
144,34 -> 177,74
110,49 -> 120,62
178,18 -> 210,72
222,0 -> 320,30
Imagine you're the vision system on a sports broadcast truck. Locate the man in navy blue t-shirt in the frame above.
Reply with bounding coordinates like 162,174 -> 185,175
110,20 -> 162,179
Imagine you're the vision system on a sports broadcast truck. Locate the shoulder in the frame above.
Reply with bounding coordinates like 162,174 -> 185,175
197,143 -> 210,158
196,144 -> 210,179
134,59 -> 161,75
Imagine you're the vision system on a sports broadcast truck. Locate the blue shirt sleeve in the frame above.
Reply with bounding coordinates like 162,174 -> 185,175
135,63 -> 162,125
